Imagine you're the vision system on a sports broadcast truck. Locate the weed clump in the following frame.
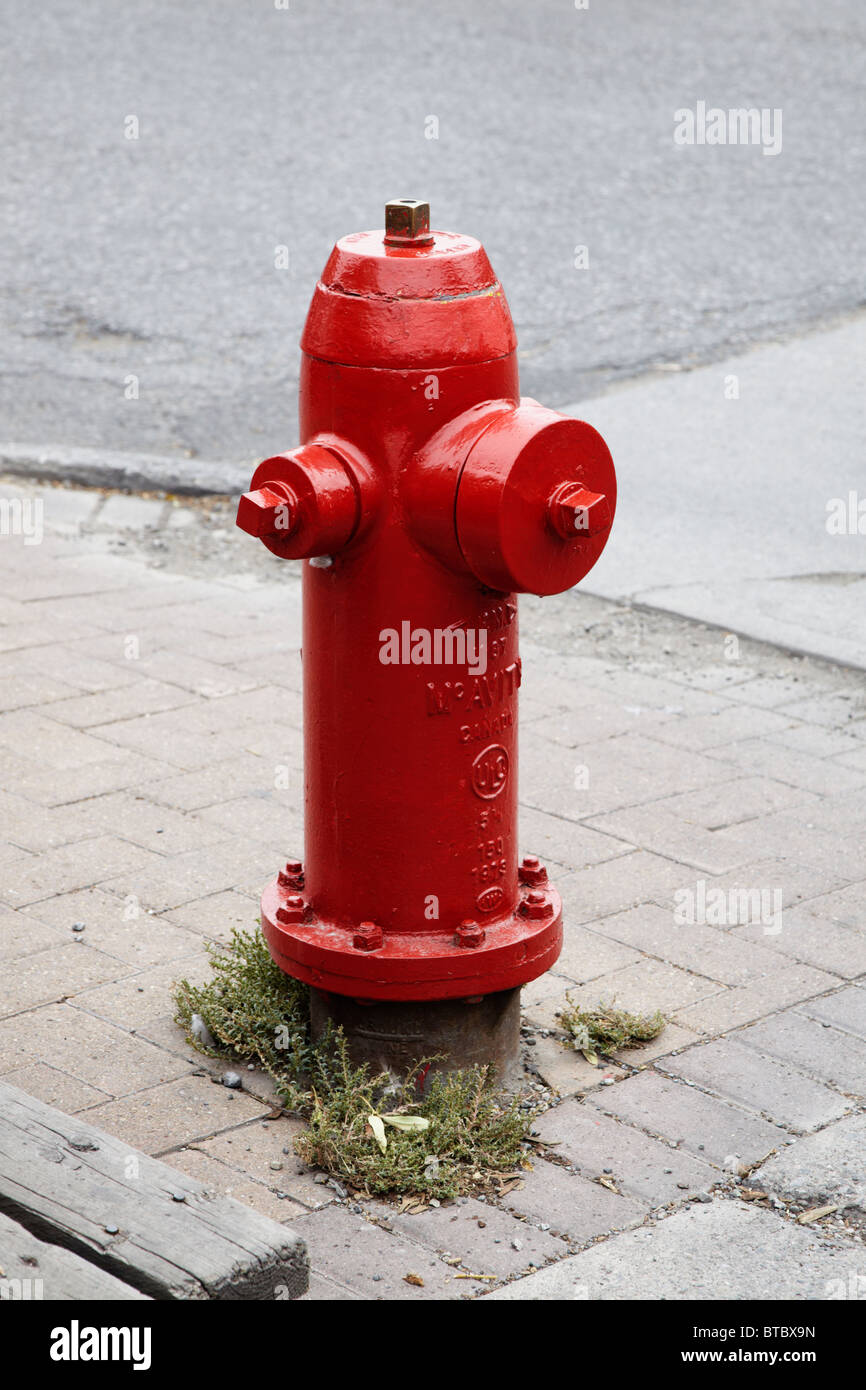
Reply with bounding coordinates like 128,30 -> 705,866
558,995 -> 665,1063
174,928 -> 532,1199
174,926 -> 313,1110
298,1048 -> 529,1199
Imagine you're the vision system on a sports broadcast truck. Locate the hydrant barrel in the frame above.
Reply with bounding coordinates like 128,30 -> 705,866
237,203 -> 616,1069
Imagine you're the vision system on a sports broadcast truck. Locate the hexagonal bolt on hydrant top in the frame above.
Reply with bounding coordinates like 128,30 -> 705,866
236,200 -> 617,1085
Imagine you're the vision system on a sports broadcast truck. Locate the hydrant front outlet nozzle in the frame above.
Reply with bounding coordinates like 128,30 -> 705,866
548,482 -> 611,540
236,202 -> 617,1082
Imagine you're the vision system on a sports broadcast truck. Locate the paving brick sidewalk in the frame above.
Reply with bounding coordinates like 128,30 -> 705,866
1,477 -> 864,1301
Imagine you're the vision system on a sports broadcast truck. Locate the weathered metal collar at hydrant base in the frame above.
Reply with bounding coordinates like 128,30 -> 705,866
309,989 -> 524,1094
236,200 -> 617,1085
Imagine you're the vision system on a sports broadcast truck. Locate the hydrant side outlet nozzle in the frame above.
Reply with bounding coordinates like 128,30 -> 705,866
236,483 -> 297,540
236,202 -> 617,1010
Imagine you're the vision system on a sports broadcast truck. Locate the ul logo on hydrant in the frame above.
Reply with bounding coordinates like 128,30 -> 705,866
472,745 -> 509,800
236,200 -> 616,1078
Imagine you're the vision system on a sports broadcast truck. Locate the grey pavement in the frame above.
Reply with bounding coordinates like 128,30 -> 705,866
753,1113 -> 866,1217
573,313 -> 866,668
1,478 -> 864,1300
485,1202 -> 863,1301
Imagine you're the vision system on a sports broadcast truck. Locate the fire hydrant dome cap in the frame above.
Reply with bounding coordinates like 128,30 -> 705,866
301,229 -> 517,368
321,230 -> 498,299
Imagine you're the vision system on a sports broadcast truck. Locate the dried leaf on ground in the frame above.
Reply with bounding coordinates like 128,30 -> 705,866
368,1114 -> 387,1154
797,1204 -> 839,1224
382,1114 -> 430,1133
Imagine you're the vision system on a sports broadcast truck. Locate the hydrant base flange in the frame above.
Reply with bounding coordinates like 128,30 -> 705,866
261,876 -> 563,1003
309,986 -> 523,1090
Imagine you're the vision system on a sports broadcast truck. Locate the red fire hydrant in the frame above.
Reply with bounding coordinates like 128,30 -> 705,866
237,201 -> 615,1082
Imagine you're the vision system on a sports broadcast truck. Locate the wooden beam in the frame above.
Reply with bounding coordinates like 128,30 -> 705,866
0,1210 -> 150,1300
0,1083 -> 308,1300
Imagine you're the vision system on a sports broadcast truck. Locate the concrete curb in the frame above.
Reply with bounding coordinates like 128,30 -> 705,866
0,442 -> 250,498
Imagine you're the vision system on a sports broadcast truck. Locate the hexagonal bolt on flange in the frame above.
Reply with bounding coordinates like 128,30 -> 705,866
519,854 -> 549,887
353,921 -> 384,952
519,889 -> 554,921
276,894 -> 306,925
278,860 -> 304,890
455,919 -> 486,949
548,482 -> 611,540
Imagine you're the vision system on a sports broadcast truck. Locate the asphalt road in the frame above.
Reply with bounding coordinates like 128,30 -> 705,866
1,0 -> 864,469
